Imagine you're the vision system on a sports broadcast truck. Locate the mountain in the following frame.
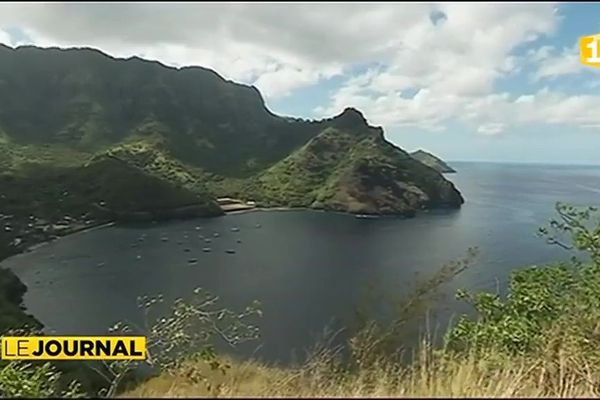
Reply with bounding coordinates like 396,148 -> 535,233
0,44 -> 317,177
410,150 -> 457,173
0,44 -> 463,217
245,109 -> 462,215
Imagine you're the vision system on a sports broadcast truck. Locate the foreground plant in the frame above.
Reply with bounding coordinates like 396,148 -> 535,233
446,202 -> 600,356
0,361 -> 84,398
93,288 -> 261,397
0,289 -> 261,398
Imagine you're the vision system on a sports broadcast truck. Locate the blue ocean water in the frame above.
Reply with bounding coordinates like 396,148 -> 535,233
3,161 -> 600,364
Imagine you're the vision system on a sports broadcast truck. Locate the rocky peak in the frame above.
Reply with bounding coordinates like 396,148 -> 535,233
326,107 -> 376,134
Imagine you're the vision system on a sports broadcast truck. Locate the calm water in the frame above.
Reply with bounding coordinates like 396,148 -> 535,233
3,162 -> 600,364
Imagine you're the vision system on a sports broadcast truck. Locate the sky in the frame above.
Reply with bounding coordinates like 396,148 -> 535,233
1,2 -> 600,165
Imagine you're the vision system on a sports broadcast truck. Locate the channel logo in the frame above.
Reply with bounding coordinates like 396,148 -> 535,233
1,336 -> 146,361
579,33 -> 600,67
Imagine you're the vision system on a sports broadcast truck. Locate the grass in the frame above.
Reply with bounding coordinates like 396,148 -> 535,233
121,338 -> 600,398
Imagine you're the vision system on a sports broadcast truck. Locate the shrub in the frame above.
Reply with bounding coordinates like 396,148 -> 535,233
446,202 -> 600,356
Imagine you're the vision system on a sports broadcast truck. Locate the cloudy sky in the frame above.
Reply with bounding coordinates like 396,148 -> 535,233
1,2 -> 600,164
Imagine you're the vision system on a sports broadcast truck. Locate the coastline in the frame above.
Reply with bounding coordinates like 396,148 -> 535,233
4,202 -> 463,263
224,206 -> 300,215
20,221 -> 116,255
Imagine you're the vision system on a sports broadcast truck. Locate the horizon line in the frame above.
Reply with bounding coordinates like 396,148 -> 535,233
447,160 -> 600,167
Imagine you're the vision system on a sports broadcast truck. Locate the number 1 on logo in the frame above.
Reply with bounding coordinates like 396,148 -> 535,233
586,37 -> 600,62
580,34 -> 600,67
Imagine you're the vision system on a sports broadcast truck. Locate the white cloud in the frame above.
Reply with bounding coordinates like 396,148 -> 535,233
0,3 -> 437,99
468,90 -> 600,131
0,3 -> 559,102
477,123 -> 506,136
0,29 -> 10,45
315,3 -> 570,133
531,44 -> 583,81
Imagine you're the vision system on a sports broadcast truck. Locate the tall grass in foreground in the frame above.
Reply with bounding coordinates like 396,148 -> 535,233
121,342 -> 600,398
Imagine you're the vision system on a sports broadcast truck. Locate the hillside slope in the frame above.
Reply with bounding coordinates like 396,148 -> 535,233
0,44 -> 463,216
247,109 -> 463,214
410,149 -> 456,173
0,44 -> 317,177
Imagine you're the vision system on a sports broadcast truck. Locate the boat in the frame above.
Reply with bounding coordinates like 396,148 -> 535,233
226,249 -> 236,254
355,214 -> 379,219
202,247 -> 211,252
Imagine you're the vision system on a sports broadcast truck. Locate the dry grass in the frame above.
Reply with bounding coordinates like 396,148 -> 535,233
120,340 -> 600,398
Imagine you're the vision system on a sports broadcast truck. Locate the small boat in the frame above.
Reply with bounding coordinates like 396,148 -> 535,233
204,238 -> 212,243
355,214 -> 379,219
161,237 -> 169,242
183,248 -> 191,253
255,224 -> 262,228
136,255 -> 142,260
226,249 -> 236,254
97,262 -> 105,267
236,239 -> 242,244
188,258 -> 198,264
202,247 -> 211,252
195,226 -> 203,231
213,232 -> 220,238
231,227 -> 240,232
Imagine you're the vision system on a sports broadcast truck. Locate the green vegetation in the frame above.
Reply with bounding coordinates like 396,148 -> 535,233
447,203 -> 600,355
245,125 -> 463,214
4,203 -> 600,398
0,44 -> 463,216
0,44 -> 316,177
0,361 -> 84,398
0,288 -> 262,398
1,157 -> 220,223
0,268 -> 41,333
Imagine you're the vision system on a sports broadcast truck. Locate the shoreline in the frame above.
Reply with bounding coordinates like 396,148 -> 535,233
4,205 -> 461,262
21,221 -> 117,255
224,206 -> 300,215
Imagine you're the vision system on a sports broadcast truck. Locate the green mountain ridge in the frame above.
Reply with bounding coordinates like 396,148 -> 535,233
0,44 -> 463,218
246,117 -> 462,215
